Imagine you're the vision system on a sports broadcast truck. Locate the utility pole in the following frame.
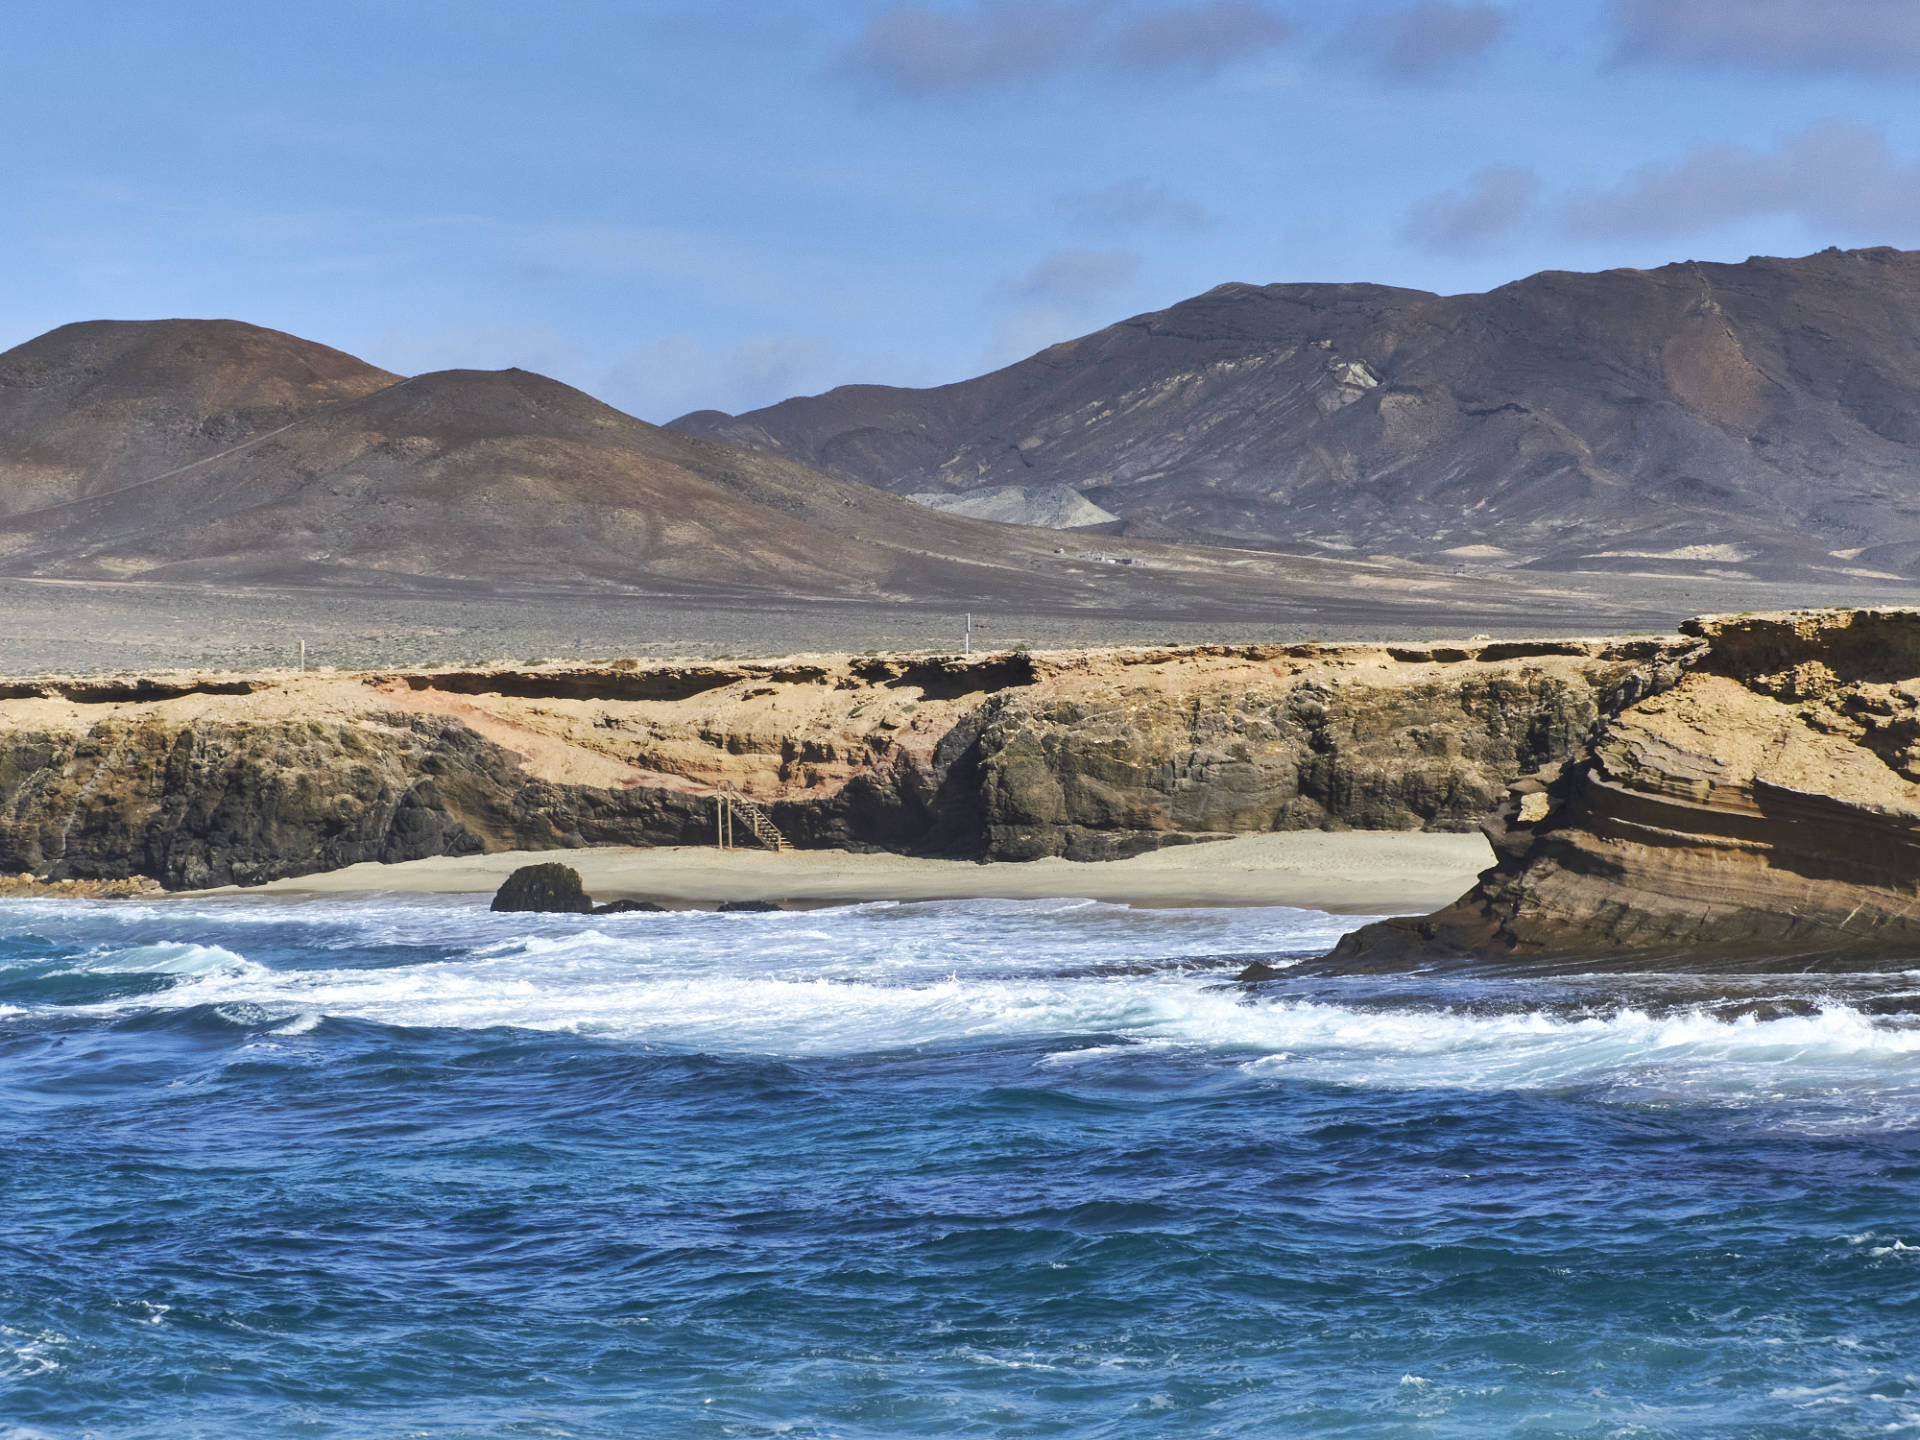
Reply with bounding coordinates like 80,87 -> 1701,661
963,613 -> 973,655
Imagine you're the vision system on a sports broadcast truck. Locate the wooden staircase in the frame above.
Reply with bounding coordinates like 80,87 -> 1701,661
714,783 -> 791,852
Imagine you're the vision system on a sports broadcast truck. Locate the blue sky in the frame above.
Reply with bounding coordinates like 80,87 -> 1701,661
5,0 -> 1919,420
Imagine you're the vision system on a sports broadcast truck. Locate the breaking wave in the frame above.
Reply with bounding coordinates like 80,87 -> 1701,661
4,895 -> 1920,1111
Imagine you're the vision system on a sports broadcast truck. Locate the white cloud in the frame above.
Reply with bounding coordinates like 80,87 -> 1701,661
1337,2 -> 1506,81
1563,120 -> 1920,239
1110,2 -> 1292,73
1611,0 -> 1920,75
838,0 -> 1290,94
1400,122 -> 1920,254
1400,165 -> 1542,253
1000,247 -> 1142,302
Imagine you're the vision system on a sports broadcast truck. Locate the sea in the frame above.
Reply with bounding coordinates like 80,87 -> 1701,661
3,894 -> 1919,1439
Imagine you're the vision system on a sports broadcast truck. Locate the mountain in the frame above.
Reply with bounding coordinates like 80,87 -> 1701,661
0,319 -> 399,517
0,317 -> 1594,628
0,319 -> 1171,596
671,246 -> 1920,583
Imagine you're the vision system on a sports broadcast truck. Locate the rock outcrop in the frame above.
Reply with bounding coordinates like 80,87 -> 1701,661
1332,610 -> 1920,967
491,863 -> 593,913
0,640 -> 1667,888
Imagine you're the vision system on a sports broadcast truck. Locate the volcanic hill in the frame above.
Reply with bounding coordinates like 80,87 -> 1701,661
673,246 -> 1920,585
0,318 -> 1082,596
0,316 -> 1742,635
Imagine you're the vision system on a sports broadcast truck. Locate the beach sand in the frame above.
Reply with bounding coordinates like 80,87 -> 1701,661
234,831 -> 1493,913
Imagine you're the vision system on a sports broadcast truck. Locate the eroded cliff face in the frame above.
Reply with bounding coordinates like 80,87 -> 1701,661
0,641 -> 1663,888
1332,610 -> 1920,967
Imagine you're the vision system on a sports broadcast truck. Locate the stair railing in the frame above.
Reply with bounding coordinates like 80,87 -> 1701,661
714,782 -> 791,852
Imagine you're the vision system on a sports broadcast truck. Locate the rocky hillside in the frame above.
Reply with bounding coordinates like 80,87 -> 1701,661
674,247 -> 1920,584
0,639 -> 1667,888
1332,609 -> 1920,967
0,318 -> 1647,627
0,320 -> 1079,596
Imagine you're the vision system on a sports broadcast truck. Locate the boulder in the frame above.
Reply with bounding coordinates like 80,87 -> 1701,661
490,862 -> 593,913
592,898 -> 665,914
1235,960 -> 1288,983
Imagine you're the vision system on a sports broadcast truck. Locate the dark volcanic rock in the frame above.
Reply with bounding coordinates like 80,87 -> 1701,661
716,899 -> 782,912
592,898 -> 666,914
491,863 -> 593,913
673,246 -> 1920,581
1331,610 -> 1920,968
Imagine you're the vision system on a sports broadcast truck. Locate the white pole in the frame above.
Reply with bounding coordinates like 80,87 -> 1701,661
964,613 -> 972,656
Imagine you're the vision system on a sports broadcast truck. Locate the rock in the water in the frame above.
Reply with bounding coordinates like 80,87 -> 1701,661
1330,609 -> 1920,968
592,898 -> 665,914
716,899 -> 782,912
491,862 -> 593,913
1235,960 -> 1288,982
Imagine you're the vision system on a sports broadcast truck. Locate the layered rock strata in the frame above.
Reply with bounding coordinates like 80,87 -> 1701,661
1333,610 -> 1920,966
0,640 -> 1664,889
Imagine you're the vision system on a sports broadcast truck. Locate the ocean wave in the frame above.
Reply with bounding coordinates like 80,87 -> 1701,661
2,898 -> 1917,1111
19,940 -> 1920,1097
80,941 -> 252,975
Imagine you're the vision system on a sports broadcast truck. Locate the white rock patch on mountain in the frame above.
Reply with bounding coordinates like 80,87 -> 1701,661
906,484 -> 1118,530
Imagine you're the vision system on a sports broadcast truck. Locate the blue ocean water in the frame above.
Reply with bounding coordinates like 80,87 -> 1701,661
3,895 -> 1920,1438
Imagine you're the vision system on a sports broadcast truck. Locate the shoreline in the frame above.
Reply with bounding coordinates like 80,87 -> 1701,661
213,831 -> 1495,913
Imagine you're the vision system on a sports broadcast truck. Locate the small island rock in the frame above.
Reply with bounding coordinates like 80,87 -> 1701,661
1235,960 -> 1288,983
491,862 -> 593,913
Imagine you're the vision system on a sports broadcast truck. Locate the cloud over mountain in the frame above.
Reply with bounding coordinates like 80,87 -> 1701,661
1564,120 -> 1920,239
1402,122 -> 1920,250
1400,164 -> 1540,252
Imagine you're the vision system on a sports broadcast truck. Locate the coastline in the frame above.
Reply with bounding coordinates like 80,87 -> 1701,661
217,831 -> 1495,913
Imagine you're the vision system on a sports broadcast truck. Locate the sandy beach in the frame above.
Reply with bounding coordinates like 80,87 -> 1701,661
232,830 -> 1494,913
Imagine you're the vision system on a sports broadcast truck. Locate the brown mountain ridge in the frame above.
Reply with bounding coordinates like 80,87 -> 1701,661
672,246 -> 1920,584
0,316 -> 1733,633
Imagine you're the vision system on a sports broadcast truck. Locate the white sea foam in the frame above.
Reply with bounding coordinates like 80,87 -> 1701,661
0,1325 -> 67,1380
8,897 -> 1920,1110
82,941 -> 251,975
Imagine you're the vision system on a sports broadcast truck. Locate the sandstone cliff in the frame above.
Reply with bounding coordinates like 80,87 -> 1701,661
0,641 -> 1663,889
1332,610 -> 1920,967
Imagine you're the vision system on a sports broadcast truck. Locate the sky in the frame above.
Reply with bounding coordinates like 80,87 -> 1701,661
4,0 -> 1919,421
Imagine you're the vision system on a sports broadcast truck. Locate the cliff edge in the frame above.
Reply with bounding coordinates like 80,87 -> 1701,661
1332,609 -> 1920,968
0,640 -> 1659,889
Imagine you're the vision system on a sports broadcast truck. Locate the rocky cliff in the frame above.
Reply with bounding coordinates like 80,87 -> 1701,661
1332,609 -> 1920,967
0,640 -> 1664,888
